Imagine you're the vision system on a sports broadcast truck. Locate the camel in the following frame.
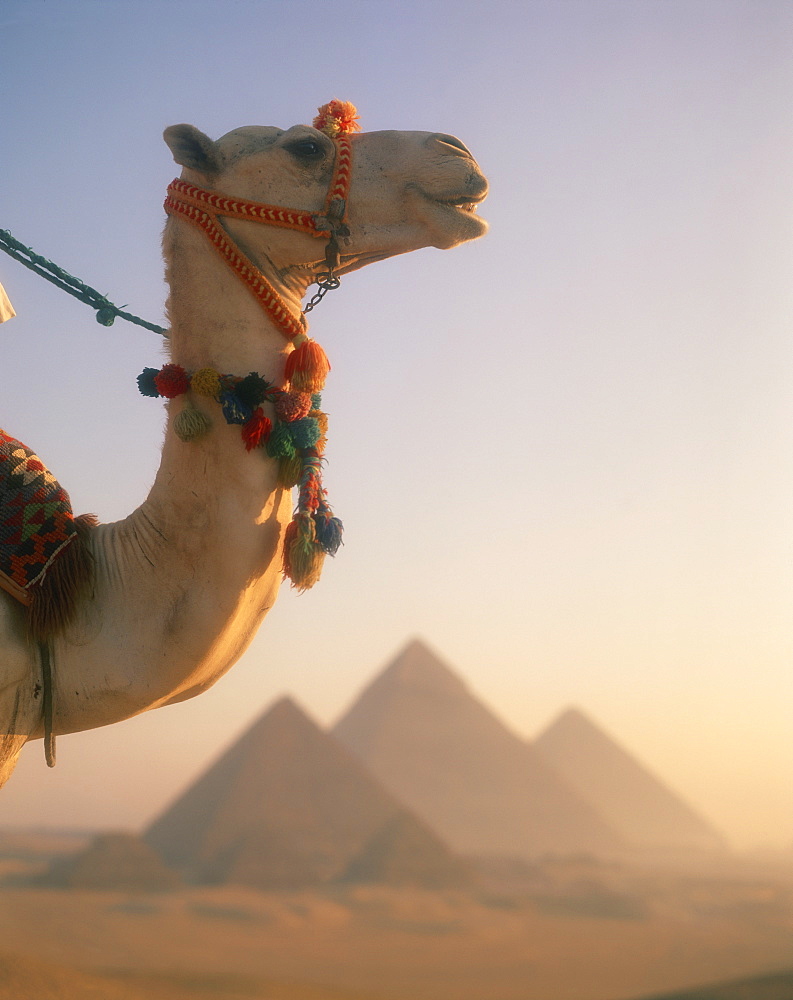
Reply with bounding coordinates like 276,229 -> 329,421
0,102 -> 488,787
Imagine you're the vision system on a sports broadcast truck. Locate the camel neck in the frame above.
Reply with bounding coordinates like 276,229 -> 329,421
163,217 -> 310,378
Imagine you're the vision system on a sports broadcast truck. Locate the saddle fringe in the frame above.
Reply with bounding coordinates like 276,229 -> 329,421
26,513 -> 98,643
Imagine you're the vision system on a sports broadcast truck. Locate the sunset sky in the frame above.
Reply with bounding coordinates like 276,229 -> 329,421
1,0 -> 791,852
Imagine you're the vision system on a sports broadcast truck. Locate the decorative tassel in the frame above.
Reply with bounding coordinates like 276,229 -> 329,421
277,453 -> 304,488
154,363 -> 190,398
220,391 -> 252,425
284,335 -> 331,393
137,368 -> 161,397
274,390 -> 312,423
266,421 -> 297,459
314,510 -> 344,555
283,512 -> 325,591
235,372 -> 270,409
27,513 -> 98,643
313,100 -> 361,138
191,367 -> 222,398
137,359 -> 343,593
309,410 -> 329,453
174,402 -> 211,442
288,417 -> 321,450
241,408 -> 272,451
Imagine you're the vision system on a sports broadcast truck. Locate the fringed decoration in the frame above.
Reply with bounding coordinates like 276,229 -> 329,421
284,335 -> 331,393
282,450 -> 342,589
274,390 -> 313,423
283,511 -> 325,592
27,513 -> 98,644
137,368 -> 161,397
277,453 -> 303,489
310,410 -> 329,454
235,372 -> 271,409
314,508 -> 344,556
191,367 -> 222,398
220,391 -> 252,425
174,402 -> 211,442
313,100 -> 361,138
266,421 -> 297,459
139,359 -> 342,592
242,408 -> 272,451
288,417 -> 321,450
154,363 -> 190,398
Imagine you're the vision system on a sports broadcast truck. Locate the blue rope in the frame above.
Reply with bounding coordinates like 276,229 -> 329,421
0,229 -> 167,336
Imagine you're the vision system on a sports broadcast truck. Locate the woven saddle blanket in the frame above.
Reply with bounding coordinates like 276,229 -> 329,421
0,429 -> 78,606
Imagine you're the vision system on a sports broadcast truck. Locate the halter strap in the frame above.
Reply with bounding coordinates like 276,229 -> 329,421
163,132 -> 355,343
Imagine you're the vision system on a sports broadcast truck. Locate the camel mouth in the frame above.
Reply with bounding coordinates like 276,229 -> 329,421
419,188 -> 489,244
431,193 -> 486,215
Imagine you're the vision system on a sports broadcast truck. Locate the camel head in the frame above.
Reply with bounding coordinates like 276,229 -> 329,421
163,102 -> 488,290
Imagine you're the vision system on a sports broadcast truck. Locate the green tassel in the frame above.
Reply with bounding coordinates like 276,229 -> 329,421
266,421 -> 297,459
174,403 -> 211,442
278,453 -> 303,488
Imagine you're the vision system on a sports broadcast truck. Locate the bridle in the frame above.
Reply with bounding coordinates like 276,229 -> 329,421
163,115 -> 356,391
147,103 -> 363,592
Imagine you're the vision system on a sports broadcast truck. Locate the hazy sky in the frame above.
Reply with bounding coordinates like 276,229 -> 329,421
1,0 -> 791,852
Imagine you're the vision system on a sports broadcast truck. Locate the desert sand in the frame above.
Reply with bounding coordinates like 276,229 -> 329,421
1,876 -> 792,1000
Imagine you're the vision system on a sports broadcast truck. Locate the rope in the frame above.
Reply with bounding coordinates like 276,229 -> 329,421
0,229 -> 167,336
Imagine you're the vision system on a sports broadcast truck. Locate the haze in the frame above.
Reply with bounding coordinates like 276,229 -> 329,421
1,0 -> 791,854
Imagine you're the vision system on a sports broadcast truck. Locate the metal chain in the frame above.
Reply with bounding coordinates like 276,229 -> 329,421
303,272 -> 341,314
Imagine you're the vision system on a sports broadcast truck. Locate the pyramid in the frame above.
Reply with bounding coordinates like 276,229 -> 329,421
42,832 -> 181,891
332,640 -> 625,859
339,813 -> 472,888
145,695 -> 465,888
534,707 -> 727,854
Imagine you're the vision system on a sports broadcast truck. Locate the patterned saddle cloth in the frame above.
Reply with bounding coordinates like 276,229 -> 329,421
0,429 -> 78,606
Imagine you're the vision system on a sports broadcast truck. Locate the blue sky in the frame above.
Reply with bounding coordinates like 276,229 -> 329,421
1,0 -> 791,850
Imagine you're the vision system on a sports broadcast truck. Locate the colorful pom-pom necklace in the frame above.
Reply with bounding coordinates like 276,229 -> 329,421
144,101 -> 362,589
138,364 -> 342,590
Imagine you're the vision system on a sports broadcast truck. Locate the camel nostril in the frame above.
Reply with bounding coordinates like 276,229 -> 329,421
429,133 -> 472,157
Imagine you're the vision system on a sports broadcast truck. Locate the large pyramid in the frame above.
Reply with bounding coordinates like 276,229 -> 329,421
144,695 -> 466,889
534,707 -> 727,854
332,640 -> 625,859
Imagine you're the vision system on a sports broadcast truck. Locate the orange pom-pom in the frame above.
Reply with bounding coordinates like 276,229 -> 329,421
313,100 -> 361,138
284,337 -> 331,393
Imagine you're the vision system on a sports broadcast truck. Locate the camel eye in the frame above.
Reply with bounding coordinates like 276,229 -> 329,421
285,139 -> 325,161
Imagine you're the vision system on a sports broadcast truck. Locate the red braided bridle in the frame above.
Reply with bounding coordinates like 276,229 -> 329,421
163,117 -> 356,349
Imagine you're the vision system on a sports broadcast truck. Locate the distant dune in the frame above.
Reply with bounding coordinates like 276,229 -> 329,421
0,949 -> 383,1000
633,968 -> 793,999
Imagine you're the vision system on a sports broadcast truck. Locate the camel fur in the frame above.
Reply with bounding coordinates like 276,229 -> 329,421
0,112 -> 488,787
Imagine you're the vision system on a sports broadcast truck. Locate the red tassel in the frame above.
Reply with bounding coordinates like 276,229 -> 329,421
284,338 -> 331,393
154,363 -> 189,398
241,408 -> 271,451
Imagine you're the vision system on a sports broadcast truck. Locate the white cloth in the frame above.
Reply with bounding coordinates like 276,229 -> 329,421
0,282 -> 15,323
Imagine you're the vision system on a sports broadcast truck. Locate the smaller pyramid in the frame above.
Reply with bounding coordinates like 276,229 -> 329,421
145,695 -> 464,889
41,832 -> 181,891
534,708 -> 727,854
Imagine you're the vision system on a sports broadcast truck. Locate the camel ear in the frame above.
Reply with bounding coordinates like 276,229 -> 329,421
163,124 -> 220,175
